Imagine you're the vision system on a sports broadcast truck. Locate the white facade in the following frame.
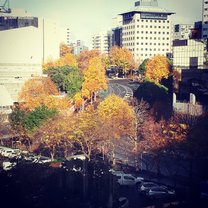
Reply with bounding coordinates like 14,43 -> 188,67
0,9 -> 64,101
202,0 -> 208,39
173,39 -> 204,69
0,85 -> 13,115
73,40 -> 88,55
173,24 -> 193,40
92,31 -> 112,55
121,0 -> 174,64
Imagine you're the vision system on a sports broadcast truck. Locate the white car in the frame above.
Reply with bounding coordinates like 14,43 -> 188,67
113,172 -> 144,186
3,161 -> 17,171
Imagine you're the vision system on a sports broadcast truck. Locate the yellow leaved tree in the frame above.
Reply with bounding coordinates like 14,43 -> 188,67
109,46 -> 136,76
82,56 -> 107,104
97,95 -> 136,165
77,49 -> 100,71
145,55 -> 170,83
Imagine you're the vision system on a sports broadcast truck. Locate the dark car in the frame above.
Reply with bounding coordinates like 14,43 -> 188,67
139,181 -> 160,194
146,186 -> 175,199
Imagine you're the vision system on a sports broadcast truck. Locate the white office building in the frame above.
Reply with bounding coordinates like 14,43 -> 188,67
173,24 -> 193,40
202,0 -> 208,39
92,31 -> 112,55
120,0 -> 174,64
0,9 -> 64,101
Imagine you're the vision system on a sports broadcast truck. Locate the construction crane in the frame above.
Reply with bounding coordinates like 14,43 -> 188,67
0,0 -> 11,13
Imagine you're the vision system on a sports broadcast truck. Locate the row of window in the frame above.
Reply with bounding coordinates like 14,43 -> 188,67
138,52 -> 167,57
123,25 -> 170,30
123,41 -> 170,46
138,47 -> 169,51
123,31 -> 170,35
123,37 -> 170,41
124,19 -> 170,25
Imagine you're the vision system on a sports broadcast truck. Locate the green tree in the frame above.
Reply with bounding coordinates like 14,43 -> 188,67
63,68 -> 83,98
134,81 -> 171,120
10,105 -> 57,133
138,59 -> 149,75
45,65 -> 79,92
24,106 -> 57,132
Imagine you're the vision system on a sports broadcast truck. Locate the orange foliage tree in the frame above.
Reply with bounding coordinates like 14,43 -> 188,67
32,114 -> 75,160
60,42 -> 71,57
109,46 -> 136,75
77,49 -> 100,71
18,77 -> 69,110
145,55 -> 170,83
82,57 -> 107,104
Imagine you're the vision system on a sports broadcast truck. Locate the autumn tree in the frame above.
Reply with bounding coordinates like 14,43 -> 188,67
97,95 -> 136,165
145,55 -> 170,83
56,53 -> 78,68
71,107 -> 101,160
82,57 -> 107,104
32,114 -> 75,160
60,42 -> 71,57
18,77 -> 69,110
77,49 -> 100,71
109,46 -> 136,76
43,51 -> 78,71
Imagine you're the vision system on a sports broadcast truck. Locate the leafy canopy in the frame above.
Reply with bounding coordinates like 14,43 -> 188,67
145,55 -> 170,83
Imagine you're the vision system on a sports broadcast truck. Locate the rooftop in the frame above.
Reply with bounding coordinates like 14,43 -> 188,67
120,0 -> 174,15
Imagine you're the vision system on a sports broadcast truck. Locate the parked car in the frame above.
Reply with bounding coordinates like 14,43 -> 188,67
146,186 -> 175,199
113,172 -> 144,186
2,161 -> 17,171
37,156 -> 52,164
113,197 -> 129,208
0,148 -> 21,158
139,181 -> 160,194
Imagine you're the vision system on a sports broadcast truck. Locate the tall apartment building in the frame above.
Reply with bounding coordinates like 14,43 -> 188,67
173,24 -> 193,40
92,31 -> 112,54
120,0 -> 174,64
202,0 -> 208,39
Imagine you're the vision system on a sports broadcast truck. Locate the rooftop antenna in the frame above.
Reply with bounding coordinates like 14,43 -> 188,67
0,0 -> 11,13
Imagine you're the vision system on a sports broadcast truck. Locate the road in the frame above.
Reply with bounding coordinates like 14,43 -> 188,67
106,79 -> 140,98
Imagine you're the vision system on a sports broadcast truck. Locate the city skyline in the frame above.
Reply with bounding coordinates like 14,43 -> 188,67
3,0 -> 203,48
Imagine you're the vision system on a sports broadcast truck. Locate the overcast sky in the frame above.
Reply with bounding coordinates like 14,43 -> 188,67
6,0 -> 203,48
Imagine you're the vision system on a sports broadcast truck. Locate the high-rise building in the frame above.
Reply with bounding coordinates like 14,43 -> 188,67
202,0 -> 208,39
120,0 -> 174,64
92,31 -> 112,54
173,24 -> 193,40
